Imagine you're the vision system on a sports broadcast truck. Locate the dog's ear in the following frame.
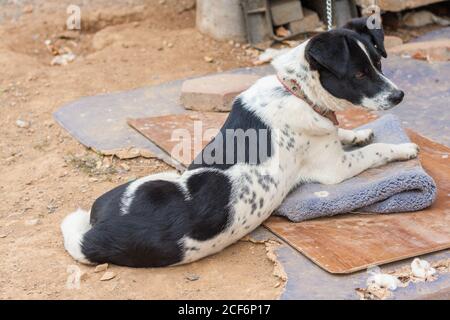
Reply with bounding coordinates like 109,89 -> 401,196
306,32 -> 350,79
343,17 -> 387,58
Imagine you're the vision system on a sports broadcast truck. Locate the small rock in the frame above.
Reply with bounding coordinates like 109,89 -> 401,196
0,234 -> 8,239
100,271 -> 116,281
411,258 -> 436,280
23,5 -> 33,14
185,273 -> 200,281
47,202 -> 58,214
204,56 -> 214,63
275,26 -> 290,38
25,219 -> 40,226
120,163 -> 131,171
167,42 -> 174,48
16,120 -> 30,129
80,271 -> 89,281
94,263 -> 109,273
51,53 -> 76,66
389,40 -> 450,62
403,10 -> 450,28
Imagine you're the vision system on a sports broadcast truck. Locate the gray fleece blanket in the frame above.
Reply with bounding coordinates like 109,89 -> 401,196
275,114 -> 437,222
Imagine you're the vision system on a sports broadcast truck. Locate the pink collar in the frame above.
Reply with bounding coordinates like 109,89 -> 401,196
277,74 -> 339,126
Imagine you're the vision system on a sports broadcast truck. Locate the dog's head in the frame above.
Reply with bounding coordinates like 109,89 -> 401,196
274,17 -> 404,111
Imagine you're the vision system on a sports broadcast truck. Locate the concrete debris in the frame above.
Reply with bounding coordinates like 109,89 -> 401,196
389,40 -> 450,62
275,26 -> 290,38
367,273 -> 400,291
51,53 -> 76,66
100,271 -> 116,281
357,258 -> 449,300
411,258 -> 436,280
357,266 -> 400,300
403,10 -> 450,28
101,147 -> 155,160
25,219 -> 40,226
23,5 -> 34,14
287,9 -> 321,34
185,273 -> 200,281
94,263 -> 109,273
255,47 -> 291,65
203,56 -> 214,63
265,240 -> 287,282
15,120 -> 30,129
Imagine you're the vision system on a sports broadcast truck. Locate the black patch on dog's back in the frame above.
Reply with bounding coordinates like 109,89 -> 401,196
186,171 -> 231,240
189,97 -> 272,171
89,181 -> 132,224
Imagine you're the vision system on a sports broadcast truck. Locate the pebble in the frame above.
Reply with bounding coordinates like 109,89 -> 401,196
25,219 -> 40,226
203,56 -> 214,63
100,271 -> 116,281
23,5 -> 33,14
94,263 -> 109,273
185,273 -> 200,281
16,120 -> 30,129
51,53 -> 76,66
120,163 -> 130,171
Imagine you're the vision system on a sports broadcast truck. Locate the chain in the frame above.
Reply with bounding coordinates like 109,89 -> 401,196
326,0 -> 333,31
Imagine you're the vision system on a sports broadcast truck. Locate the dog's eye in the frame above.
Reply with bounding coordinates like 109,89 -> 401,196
355,71 -> 366,79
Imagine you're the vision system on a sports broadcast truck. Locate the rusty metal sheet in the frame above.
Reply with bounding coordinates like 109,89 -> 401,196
264,129 -> 450,274
128,112 -> 228,168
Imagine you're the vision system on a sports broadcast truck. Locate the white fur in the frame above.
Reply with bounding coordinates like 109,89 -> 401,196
60,209 -> 92,264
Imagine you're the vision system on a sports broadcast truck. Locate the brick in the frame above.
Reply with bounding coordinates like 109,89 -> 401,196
287,9 -> 321,34
181,74 -> 260,112
270,0 -> 304,26
388,39 -> 450,62
384,35 -> 403,49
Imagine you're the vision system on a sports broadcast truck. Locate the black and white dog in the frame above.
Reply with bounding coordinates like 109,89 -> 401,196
61,18 -> 418,267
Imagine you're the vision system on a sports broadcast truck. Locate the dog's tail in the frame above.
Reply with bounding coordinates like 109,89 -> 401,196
60,208 -> 93,264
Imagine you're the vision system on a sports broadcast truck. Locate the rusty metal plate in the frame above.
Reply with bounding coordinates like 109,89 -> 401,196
128,112 -> 228,168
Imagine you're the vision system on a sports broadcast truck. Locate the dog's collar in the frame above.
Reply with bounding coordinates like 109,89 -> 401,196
277,74 -> 339,126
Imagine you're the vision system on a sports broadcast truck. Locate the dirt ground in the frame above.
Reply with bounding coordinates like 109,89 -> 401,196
0,0 -> 284,300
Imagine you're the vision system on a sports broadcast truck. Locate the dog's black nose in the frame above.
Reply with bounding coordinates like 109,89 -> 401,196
389,90 -> 404,105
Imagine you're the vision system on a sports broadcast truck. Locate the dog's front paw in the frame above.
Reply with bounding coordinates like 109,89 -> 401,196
392,143 -> 420,160
353,129 -> 374,146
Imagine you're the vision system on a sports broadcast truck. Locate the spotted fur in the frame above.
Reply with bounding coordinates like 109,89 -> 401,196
61,18 -> 418,267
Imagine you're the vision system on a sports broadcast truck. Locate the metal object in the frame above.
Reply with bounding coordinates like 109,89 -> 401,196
242,0 -> 322,45
326,0 -> 333,30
